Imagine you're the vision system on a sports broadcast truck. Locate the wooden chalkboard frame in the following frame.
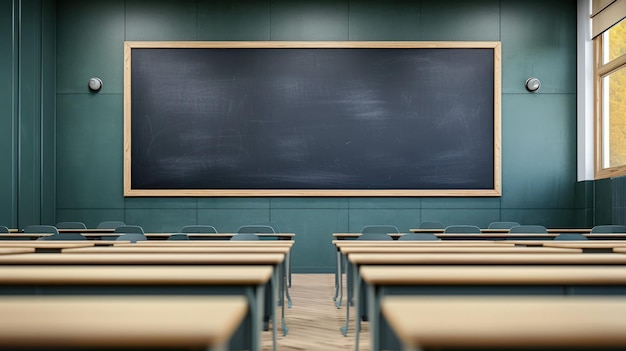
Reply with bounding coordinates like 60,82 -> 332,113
124,41 -> 501,197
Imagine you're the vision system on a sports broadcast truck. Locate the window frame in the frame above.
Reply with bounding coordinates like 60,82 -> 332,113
594,24 -> 626,179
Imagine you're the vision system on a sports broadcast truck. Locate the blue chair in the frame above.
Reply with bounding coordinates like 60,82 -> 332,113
358,233 -> 393,241
230,233 -> 259,241
97,221 -> 126,229
590,225 -> 626,233
24,225 -> 58,234
554,233 -> 588,240
237,225 -> 275,234
398,233 -> 439,241
444,225 -> 481,233
115,233 -> 147,243
0,226 -> 9,233
488,221 -> 520,229
56,222 -> 87,229
418,221 -> 445,229
180,225 -> 218,233
114,225 -> 145,234
509,225 -> 547,233
40,233 -> 87,241
167,233 -> 189,240
361,225 -> 400,234
114,226 -> 146,243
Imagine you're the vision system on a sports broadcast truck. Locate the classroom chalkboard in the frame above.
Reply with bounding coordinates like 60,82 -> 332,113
123,42 -> 501,197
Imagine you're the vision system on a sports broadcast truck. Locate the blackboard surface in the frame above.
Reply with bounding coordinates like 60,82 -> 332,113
124,42 -> 501,196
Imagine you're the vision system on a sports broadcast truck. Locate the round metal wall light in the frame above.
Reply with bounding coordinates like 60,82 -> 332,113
88,77 -> 103,92
525,77 -> 541,92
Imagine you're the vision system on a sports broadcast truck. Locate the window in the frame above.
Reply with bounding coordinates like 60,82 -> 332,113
595,18 -> 626,179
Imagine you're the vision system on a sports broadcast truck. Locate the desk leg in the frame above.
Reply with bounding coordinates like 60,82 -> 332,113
334,249 -> 341,306
281,260 -> 290,336
368,284 -> 381,351
250,285 -> 265,351
271,266 -> 278,351
288,248 -> 292,288
340,259 -> 352,336
354,264 -> 362,351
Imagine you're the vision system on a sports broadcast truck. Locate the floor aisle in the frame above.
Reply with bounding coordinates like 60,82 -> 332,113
262,273 -> 370,351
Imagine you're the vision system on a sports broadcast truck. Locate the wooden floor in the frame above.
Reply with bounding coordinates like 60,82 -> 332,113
262,273 -> 369,351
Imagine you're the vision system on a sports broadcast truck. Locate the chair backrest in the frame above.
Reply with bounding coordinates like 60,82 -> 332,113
509,225 -> 547,233
398,233 -> 439,241
24,225 -> 58,234
0,226 -> 9,233
444,225 -> 481,234
40,233 -> 87,241
115,233 -> 147,243
590,225 -> 626,233
55,221 -> 87,229
418,221 -> 445,229
237,225 -> 275,234
488,221 -> 520,229
180,225 -> 218,233
358,233 -> 393,241
361,225 -> 400,234
97,221 -> 126,229
554,233 -> 588,241
167,233 -> 189,241
114,225 -> 145,234
230,233 -> 260,241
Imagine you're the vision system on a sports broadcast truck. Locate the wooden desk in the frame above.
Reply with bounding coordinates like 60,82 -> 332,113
0,265 -> 271,351
382,296 -> 626,351
62,246 -> 292,254
346,252 -> 626,350
0,233 -> 51,240
331,239 -> 514,308
435,233 -> 558,240
585,233 -> 626,240
340,246 -> 581,254
144,232 -> 296,240
337,247 -> 583,338
408,228 -> 593,234
61,245 -> 294,314
130,240 -> 294,247
542,241 -> 626,253
0,252 -> 285,350
0,247 -> 35,254
0,295 -> 247,350
143,232 -> 296,288
57,228 -> 116,233
0,242 -> 95,253
333,240 -> 513,247
362,265 -> 626,351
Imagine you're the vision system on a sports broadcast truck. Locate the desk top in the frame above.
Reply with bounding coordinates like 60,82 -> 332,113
542,242 -> 626,249
409,228 -> 593,233
332,240 -> 513,247
0,253 -> 285,265
348,252 -> 626,265
361,265 -> 626,285
382,296 -> 626,349
0,295 -> 246,348
145,232 -> 296,238
0,265 -> 273,285
436,233 -> 559,239
0,247 -> 35,254
0,233 -> 51,240
340,246 -> 582,254
0,242 -> 95,249
62,246 -> 291,254
128,240 -> 294,247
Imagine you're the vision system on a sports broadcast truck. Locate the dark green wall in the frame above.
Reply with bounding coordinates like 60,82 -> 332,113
0,0 -> 56,229
1,0 -> 587,272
